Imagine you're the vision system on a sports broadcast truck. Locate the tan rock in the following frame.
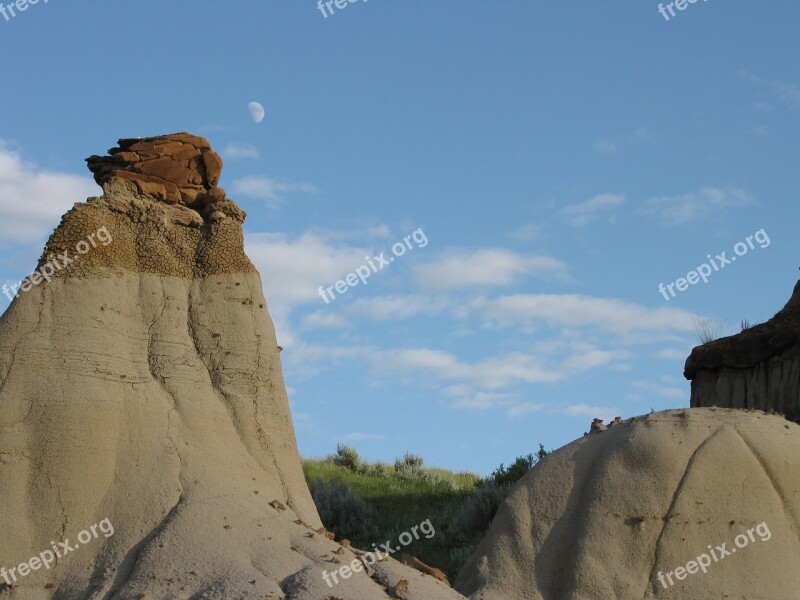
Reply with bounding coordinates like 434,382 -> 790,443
589,417 -> 607,433
180,187 -> 200,204
202,149 -> 223,186
686,279 -> 800,423
113,151 -> 140,162
456,409 -> 800,599
0,135 -> 463,600
402,555 -> 450,586
86,132 -> 227,219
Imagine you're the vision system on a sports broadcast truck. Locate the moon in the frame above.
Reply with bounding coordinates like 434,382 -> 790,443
248,101 -> 265,124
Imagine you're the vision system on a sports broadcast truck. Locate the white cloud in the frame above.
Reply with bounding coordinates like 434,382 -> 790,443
348,295 -> 449,321
772,83 -> 800,109
507,402 -> 545,417
222,143 -> 259,159
414,249 -> 568,291
560,193 -> 625,227
640,187 -> 752,225
469,294 -> 696,336
451,392 -> 518,411
447,387 -> 622,420
509,222 -> 542,243
244,227 -> 426,340
368,224 -> 392,238
232,176 -> 318,206
593,127 -> 652,155
0,142 -> 99,245
561,348 -> 623,371
375,344 -> 621,392
245,231 -> 372,340
301,311 -> 349,329
246,231 -> 369,311
740,71 -> 800,111
443,385 -> 519,411
281,341 -> 372,378
656,347 -> 690,360
560,404 -> 620,421
593,140 -> 617,155
302,224 -> 394,244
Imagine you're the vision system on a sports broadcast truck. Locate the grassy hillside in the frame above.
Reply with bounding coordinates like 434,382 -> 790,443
302,445 -> 548,580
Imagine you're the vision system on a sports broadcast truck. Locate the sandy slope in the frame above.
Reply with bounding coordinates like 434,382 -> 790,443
455,408 -> 800,600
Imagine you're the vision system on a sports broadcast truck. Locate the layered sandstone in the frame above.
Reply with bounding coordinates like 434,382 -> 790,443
0,135 -> 464,600
684,280 -> 800,421
86,132 -> 239,220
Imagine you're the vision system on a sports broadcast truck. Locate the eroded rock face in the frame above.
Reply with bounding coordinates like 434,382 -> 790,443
456,409 -> 800,600
684,280 -> 800,421
0,135 -> 464,600
86,132 -> 241,221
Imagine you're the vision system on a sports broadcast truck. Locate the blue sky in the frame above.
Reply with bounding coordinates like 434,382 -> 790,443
0,1 -> 797,474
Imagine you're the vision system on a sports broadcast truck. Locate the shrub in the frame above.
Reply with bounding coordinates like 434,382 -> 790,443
486,444 -> 549,488
447,445 -> 550,544
394,452 -> 427,481
361,461 -> 389,478
449,544 -> 478,566
331,443 -> 363,473
448,481 -> 510,540
488,454 -> 536,488
308,477 -> 373,539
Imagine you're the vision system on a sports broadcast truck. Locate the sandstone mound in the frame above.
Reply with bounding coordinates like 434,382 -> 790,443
0,134 -> 464,600
685,280 -> 800,421
455,408 -> 800,600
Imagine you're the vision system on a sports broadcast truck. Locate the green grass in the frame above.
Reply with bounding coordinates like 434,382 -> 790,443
302,443 -> 550,580
303,458 -> 481,580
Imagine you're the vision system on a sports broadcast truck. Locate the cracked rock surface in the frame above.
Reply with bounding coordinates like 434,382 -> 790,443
455,408 -> 800,600
0,135 -> 464,600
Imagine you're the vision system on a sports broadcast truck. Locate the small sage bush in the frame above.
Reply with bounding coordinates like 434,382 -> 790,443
308,477 -> 373,539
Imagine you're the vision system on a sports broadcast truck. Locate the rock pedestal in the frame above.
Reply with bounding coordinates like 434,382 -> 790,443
0,134 -> 464,600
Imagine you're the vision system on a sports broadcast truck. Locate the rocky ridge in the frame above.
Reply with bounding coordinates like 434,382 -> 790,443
684,280 -> 800,421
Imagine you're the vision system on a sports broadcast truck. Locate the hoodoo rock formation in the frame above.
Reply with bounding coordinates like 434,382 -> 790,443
456,409 -> 800,600
685,280 -> 800,422
0,134 -> 464,600
86,133 -> 232,218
